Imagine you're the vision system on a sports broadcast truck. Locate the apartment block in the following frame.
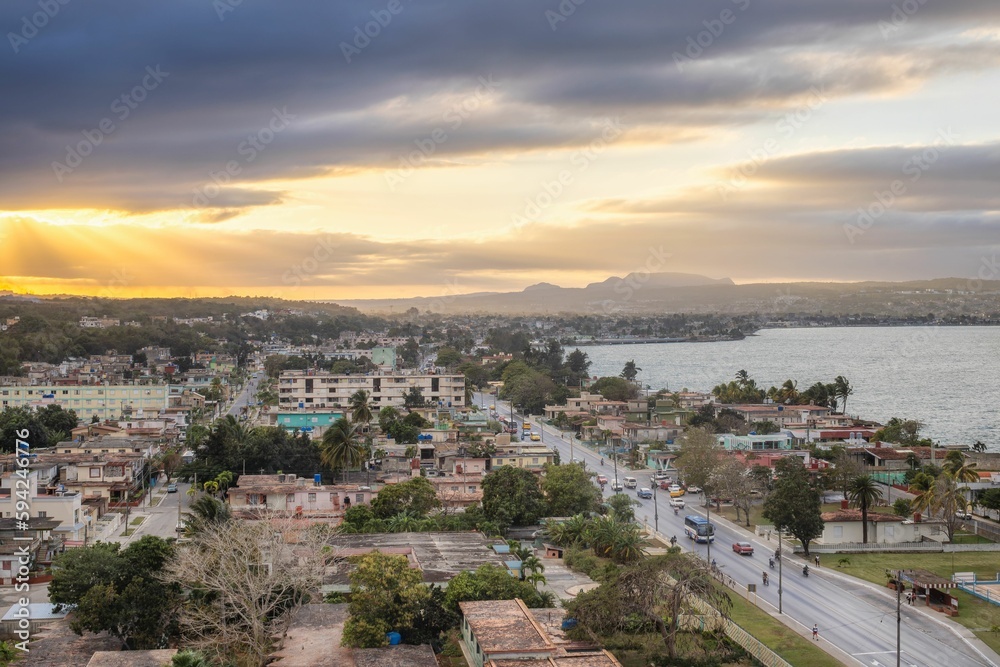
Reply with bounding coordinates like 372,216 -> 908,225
0,384 -> 169,421
277,370 -> 465,411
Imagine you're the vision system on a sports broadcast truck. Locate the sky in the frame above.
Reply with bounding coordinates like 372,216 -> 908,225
2,0 -> 999,300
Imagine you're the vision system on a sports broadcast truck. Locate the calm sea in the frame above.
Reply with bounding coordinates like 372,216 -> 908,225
583,326 -> 999,451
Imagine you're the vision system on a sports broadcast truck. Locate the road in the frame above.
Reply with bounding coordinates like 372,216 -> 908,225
111,480 -> 191,544
226,373 -> 260,418
476,393 -> 999,667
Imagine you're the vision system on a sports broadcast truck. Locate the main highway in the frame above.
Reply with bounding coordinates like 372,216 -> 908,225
475,393 -> 999,667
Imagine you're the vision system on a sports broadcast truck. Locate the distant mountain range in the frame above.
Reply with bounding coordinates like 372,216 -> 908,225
334,274 -> 1000,316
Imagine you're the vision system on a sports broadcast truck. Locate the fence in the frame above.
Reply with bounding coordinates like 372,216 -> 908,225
974,521 -> 1000,543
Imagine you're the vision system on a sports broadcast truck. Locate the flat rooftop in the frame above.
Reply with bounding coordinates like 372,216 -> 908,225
330,531 -> 508,583
460,599 -> 554,654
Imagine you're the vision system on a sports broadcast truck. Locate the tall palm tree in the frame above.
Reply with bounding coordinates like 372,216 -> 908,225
908,472 -> 936,514
833,376 -> 853,415
320,417 -> 364,482
847,474 -> 883,543
735,369 -> 750,388
520,554 -> 544,582
348,390 -> 373,429
942,453 -> 979,483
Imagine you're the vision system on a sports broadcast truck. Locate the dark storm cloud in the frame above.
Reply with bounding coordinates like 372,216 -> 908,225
3,0 -> 1000,213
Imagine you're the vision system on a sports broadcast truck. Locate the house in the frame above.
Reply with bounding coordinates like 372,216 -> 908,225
427,473 -> 483,509
226,474 -> 376,518
60,458 -> 143,503
270,410 -> 345,438
717,433 -> 793,452
489,444 -> 555,471
459,598 -> 622,667
847,444 -> 934,471
819,502 -> 946,544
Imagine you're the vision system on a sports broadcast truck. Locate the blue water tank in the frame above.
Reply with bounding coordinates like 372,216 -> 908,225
314,473 -> 322,485
386,631 -> 402,645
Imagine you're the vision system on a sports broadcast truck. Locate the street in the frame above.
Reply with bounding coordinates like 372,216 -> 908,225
477,393 -> 999,667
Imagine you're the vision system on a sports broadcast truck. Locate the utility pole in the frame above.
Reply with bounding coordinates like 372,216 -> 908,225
896,569 -> 902,667
653,482 -> 659,533
706,490 -> 712,565
778,526 -> 783,614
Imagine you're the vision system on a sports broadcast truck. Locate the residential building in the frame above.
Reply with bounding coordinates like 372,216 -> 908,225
717,433 -> 793,451
270,410 -> 345,438
226,474 -> 376,517
60,457 -> 144,503
819,505 -> 946,544
490,443 -> 555,470
0,383 -> 169,422
78,316 -> 120,328
277,370 -> 465,411
459,599 -> 622,667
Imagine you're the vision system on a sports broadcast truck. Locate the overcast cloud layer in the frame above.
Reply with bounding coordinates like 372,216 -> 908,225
2,0 -> 999,297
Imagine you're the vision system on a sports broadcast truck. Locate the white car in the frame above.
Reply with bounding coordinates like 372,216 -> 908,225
669,497 -> 685,509
610,480 -> 624,492
686,485 -> 702,493
956,510 -> 973,520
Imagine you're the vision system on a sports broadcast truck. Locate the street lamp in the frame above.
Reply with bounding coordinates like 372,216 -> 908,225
778,525 -> 783,614
653,481 -> 659,533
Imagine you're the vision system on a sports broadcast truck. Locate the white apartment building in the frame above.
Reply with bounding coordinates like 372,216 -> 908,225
0,384 -> 170,421
278,370 -> 465,410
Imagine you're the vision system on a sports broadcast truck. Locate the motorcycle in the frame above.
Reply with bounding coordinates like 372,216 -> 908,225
802,565 -> 810,577
600,458 -> 604,466
762,572 -> 769,586
673,507 -> 679,516
768,557 -> 774,569
669,535 -> 677,546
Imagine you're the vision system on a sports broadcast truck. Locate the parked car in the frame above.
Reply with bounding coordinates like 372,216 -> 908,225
956,509 -> 973,520
686,485 -> 702,493
637,487 -> 653,499
669,497 -> 685,509
166,483 -> 178,493
732,541 -> 754,555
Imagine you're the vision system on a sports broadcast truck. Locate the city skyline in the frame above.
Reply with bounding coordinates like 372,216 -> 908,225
2,1 -> 1000,299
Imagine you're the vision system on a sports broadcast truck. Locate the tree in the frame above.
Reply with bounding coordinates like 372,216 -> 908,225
566,349 -> 591,376
749,420 -> 780,435
972,440 -> 988,453
716,457 -> 756,527
942,451 -> 979,483
377,406 -> 401,432
833,376 -> 853,414
444,563 -> 552,612
342,551 -> 433,648
892,498 -> 912,517
874,418 -> 932,447
482,466 -> 546,531
605,494 -> 638,524
349,390 -> 373,428
979,488 -> 1000,521
182,495 -> 232,536
371,477 -> 440,520
674,428 -> 721,494
161,515 -> 330,666
568,554 -> 731,662
403,386 -> 425,408
435,347 -> 463,369
591,376 -> 638,401
762,457 -> 824,556
847,475 -> 883,543
620,359 -> 641,383
321,417 -> 364,482
49,536 -> 180,649
825,447 -> 862,500
541,463 -> 601,517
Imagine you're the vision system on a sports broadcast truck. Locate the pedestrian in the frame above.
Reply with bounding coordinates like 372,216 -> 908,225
812,624 -> 819,641
814,555 -> 820,567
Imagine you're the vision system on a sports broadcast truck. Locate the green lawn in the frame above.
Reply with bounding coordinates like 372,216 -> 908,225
129,516 -> 146,526
727,590 -> 844,667
826,552 -> 1000,654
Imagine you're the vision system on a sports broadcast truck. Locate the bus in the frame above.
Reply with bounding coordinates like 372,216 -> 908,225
684,515 -> 715,543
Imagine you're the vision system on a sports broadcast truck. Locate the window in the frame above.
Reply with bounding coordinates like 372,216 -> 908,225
885,525 -> 895,538
832,526 -> 843,539
38,511 -> 47,518
468,486 -> 477,493
286,494 -> 295,504
308,493 -> 316,502
356,494 -> 364,504
90,467 -> 101,478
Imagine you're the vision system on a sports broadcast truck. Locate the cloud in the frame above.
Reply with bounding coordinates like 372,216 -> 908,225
3,0 -> 1000,215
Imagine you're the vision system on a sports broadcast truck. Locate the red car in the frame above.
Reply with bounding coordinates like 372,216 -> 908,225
732,541 -> 754,556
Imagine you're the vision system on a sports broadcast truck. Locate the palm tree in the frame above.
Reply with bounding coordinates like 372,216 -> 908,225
609,523 -> 648,564
942,452 -> 979,483
621,360 -> 641,383
527,571 -> 548,590
520,554 -> 544,583
183,495 -> 232,535
908,472 -> 936,514
847,475 -> 883,543
387,512 -> 420,533
320,417 -> 364,482
349,390 -> 373,429
735,369 -> 750,388
833,376 -> 853,415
